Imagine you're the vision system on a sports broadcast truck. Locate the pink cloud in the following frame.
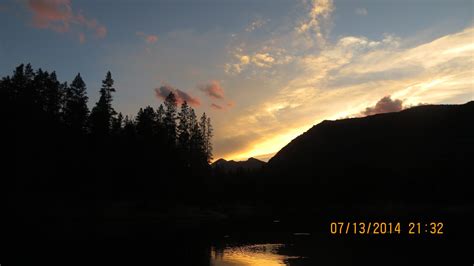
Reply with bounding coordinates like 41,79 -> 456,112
95,25 -> 107,38
198,80 -> 235,111
210,101 -> 235,111
136,32 -> 158,44
27,0 -> 107,41
361,96 -> 404,116
211,103 -> 223,110
199,80 -> 225,99
155,84 -> 201,107
28,0 -> 72,30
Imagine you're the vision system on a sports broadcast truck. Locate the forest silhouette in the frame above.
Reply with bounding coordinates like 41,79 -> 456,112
3,64 -> 218,240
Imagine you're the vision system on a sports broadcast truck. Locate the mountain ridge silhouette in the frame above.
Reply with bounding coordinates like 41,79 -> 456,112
212,157 -> 265,172
263,101 -> 473,203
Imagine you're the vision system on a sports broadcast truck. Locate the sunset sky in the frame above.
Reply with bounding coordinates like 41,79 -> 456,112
1,0 -> 473,161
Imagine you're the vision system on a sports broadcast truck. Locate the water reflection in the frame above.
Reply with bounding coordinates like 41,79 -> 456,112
211,243 -> 300,266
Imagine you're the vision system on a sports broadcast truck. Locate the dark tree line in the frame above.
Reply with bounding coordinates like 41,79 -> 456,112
1,64 -> 212,161
3,63 -> 214,216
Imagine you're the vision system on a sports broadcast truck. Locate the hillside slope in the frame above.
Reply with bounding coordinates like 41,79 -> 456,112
265,101 -> 474,202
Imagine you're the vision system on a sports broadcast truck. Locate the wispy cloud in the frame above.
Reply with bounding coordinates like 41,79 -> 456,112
211,103 -> 223,110
224,0 -> 333,76
136,31 -> 158,44
26,0 -> 106,41
295,0 -> 334,47
155,84 -> 201,107
245,18 -> 268,32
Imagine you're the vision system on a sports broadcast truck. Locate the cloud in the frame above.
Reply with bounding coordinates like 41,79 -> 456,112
211,103 -> 223,110
26,0 -> 106,40
295,0 -> 334,47
95,25 -> 107,38
360,96 -> 403,116
200,80 -> 225,99
355,8 -> 368,16
199,81 -> 235,111
224,0 -> 332,76
210,101 -> 235,111
252,53 -> 275,68
136,31 -> 158,44
245,18 -> 267,32
240,55 -> 250,65
154,84 -> 201,107
225,51 -> 292,74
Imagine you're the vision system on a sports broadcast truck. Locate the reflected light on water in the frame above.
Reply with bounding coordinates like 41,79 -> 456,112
211,244 -> 298,266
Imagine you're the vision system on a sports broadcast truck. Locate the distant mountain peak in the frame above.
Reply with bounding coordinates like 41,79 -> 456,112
212,157 -> 266,172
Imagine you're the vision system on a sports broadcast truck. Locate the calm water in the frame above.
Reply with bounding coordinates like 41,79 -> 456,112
205,230 -> 466,266
210,243 -> 303,266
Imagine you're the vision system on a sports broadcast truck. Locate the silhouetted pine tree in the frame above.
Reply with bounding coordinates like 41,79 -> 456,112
136,106 -> 156,140
0,76 -> 13,119
42,71 -> 63,119
200,113 -> 213,163
177,101 -> 191,152
63,73 -> 89,132
89,71 -> 116,137
11,64 -> 26,99
163,92 -> 178,146
22,64 -> 36,107
122,115 -> 136,140
13,64 -> 38,104
189,109 -> 205,165
155,104 -> 165,137
111,112 -> 124,136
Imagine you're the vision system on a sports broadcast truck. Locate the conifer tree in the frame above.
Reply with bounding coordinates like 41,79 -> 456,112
200,113 -> 213,163
163,92 -> 178,145
111,112 -> 123,136
136,106 -> 156,139
63,73 -> 89,132
177,101 -> 191,151
155,104 -> 165,136
189,109 -> 204,163
205,116 -> 213,163
43,71 -> 62,118
89,71 -> 116,136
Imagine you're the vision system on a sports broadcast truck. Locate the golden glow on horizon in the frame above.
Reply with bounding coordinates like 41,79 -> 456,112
216,26 -> 474,162
225,125 -> 312,161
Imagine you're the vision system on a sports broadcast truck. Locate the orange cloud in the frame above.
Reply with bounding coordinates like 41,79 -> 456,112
154,84 -> 201,107
136,32 -> 158,44
27,0 -> 106,40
